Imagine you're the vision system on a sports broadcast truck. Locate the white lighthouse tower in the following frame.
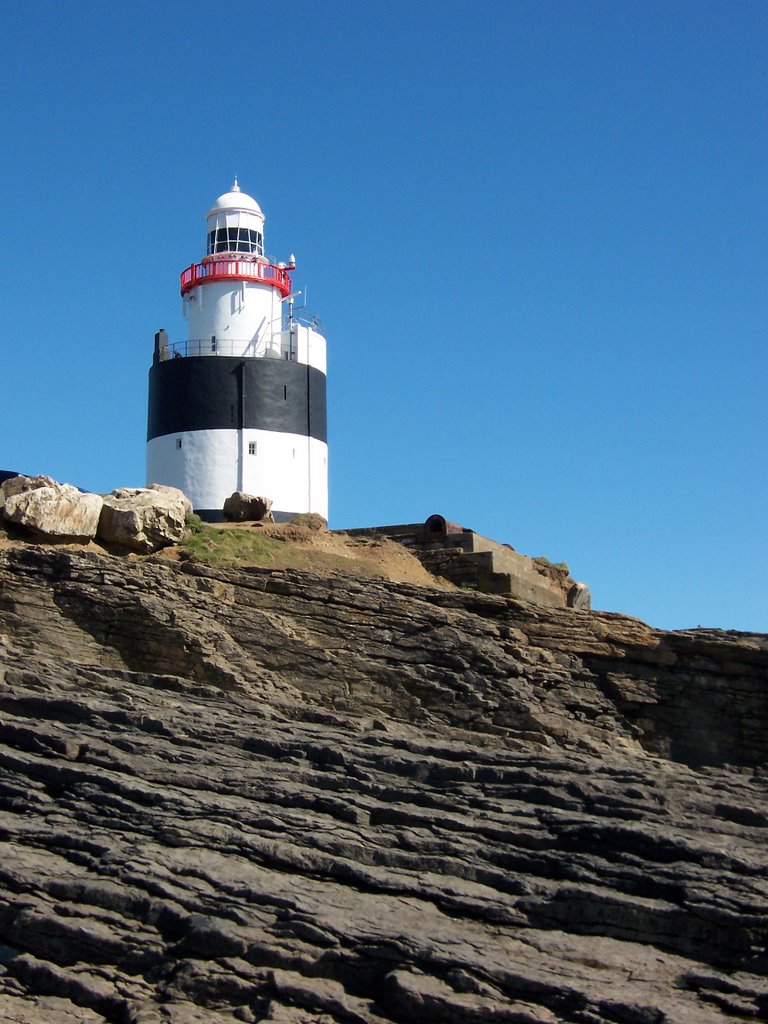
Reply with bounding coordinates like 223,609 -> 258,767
147,180 -> 328,521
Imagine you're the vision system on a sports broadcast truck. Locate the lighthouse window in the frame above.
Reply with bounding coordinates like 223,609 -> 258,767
206,228 -> 264,256
248,442 -> 256,455
175,438 -> 182,449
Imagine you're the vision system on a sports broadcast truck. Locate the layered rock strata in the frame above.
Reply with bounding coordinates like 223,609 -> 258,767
0,546 -> 765,1023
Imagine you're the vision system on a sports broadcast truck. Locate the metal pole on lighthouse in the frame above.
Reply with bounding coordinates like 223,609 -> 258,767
146,181 -> 328,521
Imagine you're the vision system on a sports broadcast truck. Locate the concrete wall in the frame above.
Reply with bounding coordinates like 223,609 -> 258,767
343,521 -> 571,608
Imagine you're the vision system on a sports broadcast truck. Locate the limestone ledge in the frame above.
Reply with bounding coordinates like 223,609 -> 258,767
0,546 -> 765,1023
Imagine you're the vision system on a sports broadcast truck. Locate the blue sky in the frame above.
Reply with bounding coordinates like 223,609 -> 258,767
1,1 -> 765,631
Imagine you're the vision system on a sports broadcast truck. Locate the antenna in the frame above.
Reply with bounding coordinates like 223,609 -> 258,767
282,290 -> 302,326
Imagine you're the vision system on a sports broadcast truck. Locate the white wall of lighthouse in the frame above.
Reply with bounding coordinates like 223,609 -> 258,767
147,431 -> 328,518
183,279 -> 284,357
147,181 -> 328,521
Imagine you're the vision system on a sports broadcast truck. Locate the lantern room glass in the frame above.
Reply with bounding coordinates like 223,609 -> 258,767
206,227 -> 264,256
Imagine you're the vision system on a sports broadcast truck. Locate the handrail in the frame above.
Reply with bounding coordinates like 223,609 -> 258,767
180,259 -> 292,298
162,321 -> 323,360
167,339 -> 284,359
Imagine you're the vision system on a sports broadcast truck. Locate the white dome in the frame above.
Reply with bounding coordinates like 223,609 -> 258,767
207,178 -> 262,217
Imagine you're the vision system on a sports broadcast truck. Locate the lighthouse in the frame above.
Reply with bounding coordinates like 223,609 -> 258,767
146,181 -> 328,521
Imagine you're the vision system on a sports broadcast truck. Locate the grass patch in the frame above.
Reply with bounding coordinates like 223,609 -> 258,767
179,521 -> 374,576
180,523 -> 287,567
533,556 -> 570,574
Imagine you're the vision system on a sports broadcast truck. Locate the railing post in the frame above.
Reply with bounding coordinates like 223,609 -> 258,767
153,329 -> 169,365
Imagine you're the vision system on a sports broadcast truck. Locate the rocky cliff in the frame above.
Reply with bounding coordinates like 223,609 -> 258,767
0,544 -> 766,1023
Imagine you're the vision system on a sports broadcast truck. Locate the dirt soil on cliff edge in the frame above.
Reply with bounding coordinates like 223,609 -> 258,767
176,520 -> 448,587
0,517 -> 447,588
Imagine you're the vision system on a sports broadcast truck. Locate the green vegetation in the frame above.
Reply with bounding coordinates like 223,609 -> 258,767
180,522 -> 286,567
179,520 -> 369,576
533,556 -> 570,574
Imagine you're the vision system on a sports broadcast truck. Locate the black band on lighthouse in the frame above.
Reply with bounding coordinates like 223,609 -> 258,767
147,357 -> 327,442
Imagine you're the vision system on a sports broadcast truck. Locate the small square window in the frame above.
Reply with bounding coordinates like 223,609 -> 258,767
248,442 -> 256,455
175,438 -> 182,449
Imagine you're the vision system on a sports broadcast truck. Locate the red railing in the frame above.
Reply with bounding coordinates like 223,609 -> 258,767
180,259 -> 292,298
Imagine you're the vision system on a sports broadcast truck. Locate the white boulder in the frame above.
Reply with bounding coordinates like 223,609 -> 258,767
3,481 -> 103,540
1,474 -> 58,500
98,487 -> 188,553
146,483 -> 193,516
1,473 -> 58,518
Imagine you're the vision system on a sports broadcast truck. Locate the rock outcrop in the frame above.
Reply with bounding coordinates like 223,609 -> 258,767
98,487 -> 189,553
0,545 -> 765,1023
223,492 -> 275,523
146,482 -> 194,516
2,478 -> 103,541
1,478 -> 191,554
